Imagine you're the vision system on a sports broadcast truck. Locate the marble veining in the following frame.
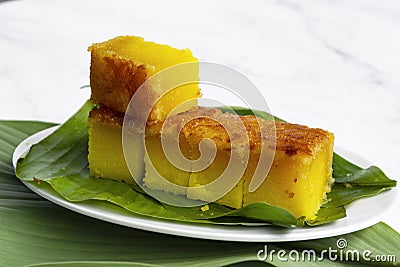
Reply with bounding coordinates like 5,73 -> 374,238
0,0 -> 399,231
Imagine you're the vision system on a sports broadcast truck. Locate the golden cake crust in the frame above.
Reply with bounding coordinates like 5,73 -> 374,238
148,107 -> 332,156
89,52 -> 148,114
89,106 -> 125,125
90,106 -> 332,156
274,122 -> 332,156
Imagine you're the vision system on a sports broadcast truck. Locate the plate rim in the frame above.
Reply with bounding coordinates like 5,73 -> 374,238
12,126 -> 398,242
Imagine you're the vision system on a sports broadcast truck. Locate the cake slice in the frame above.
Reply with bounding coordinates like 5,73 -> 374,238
143,107 -> 235,197
179,108 -> 251,209
88,105 -> 194,191
88,36 -> 201,122
88,106 -> 144,184
143,115 -> 192,196
241,120 -> 335,220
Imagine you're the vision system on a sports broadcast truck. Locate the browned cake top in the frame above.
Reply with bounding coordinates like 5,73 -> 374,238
274,122 -> 332,156
180,111 -> 331,156
89,106 -> 125,126
90,106 -> 332,156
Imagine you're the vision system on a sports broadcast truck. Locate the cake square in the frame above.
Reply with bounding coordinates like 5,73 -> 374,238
88,36 -> 201,122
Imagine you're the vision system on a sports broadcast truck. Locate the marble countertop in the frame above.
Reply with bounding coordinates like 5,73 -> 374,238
0,0 -> 399,234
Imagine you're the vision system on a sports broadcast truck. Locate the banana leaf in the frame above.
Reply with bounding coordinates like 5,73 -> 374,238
1,112 -> 399,266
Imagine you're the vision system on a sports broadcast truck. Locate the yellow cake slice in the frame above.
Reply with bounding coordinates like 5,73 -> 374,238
88,105 -> 193,191
143,117 -> 192,196
88,107 -> 144,184
241,120 -> 335,220
88,36 -> 201,122
143,107 -> 233,197
178,108 -> 250,209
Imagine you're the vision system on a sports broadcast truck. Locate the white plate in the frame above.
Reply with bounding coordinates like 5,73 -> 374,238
12,127 -> 397,242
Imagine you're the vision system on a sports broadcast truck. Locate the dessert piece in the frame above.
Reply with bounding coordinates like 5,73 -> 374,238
142,107 -> 223,196
143,118 -> 192,196
88,36 -> 201,186
182,109 -> 251,209
242,121 -> 335,220
88,36 -> 201,122
88,105 -> 194,192
88,107 -> 143,184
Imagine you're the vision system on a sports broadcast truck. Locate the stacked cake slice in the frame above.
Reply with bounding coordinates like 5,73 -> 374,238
88,36 -> 201,183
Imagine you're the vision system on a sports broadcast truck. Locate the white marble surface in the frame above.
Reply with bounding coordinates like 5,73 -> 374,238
0,0 -> 399,234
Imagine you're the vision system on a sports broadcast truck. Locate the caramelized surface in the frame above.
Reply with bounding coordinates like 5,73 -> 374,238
148,107 -> 331,156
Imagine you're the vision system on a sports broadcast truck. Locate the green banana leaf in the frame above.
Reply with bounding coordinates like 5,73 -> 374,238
14,101 -> 397,227
1,113 -> 399,266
